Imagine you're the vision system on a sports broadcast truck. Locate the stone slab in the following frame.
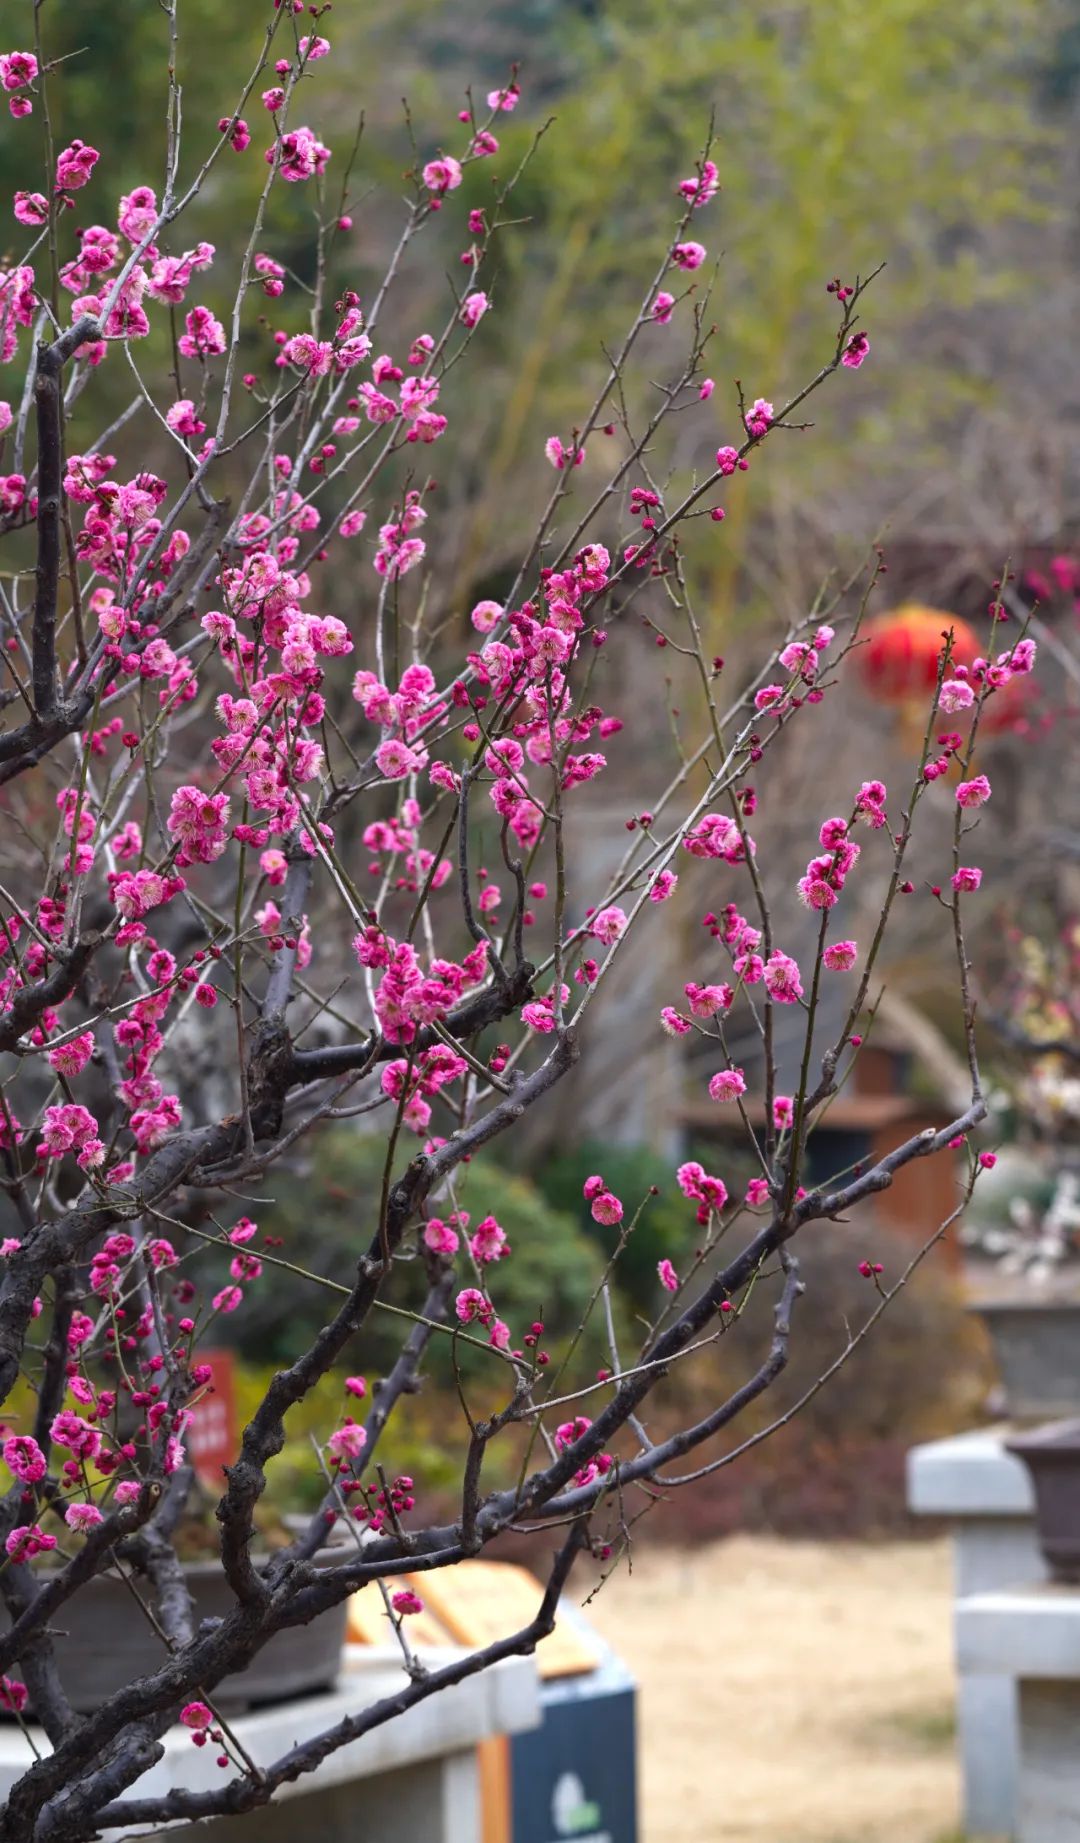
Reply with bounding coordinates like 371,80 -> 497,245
907,1427 -> 1035,1518
163,1750 -> 481,1843
954,1516 -> 1047,1597
958,1587 -> 1080,1680
1017,1680 -> 1080,1842
0,1646 -> 539,1838
956,1673 -> 1018,1840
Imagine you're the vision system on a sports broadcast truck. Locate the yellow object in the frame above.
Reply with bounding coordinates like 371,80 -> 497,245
419,1560 -> 598,1679
347,1557 -> 599,1679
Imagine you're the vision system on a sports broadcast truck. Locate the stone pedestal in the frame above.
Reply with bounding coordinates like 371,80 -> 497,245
908,1426 -> 1043,1838
958,1586 -> 1080,1843
0,1647 -> 539,1843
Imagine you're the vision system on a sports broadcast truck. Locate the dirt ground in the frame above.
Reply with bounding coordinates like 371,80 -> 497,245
584,1536 -> 960,1843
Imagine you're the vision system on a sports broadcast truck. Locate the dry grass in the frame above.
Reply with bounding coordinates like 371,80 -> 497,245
584,1535 -> 960,1843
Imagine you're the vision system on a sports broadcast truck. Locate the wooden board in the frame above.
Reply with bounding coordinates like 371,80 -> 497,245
346,1581 -> 449,1651
347,1559 -> 599,1680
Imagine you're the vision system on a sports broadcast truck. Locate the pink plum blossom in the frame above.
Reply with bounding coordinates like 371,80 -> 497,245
956,775 -> 991,808
823,940 -> 857,971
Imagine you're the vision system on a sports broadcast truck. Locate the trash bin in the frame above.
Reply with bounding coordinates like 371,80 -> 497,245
509,1601 -> 637,1843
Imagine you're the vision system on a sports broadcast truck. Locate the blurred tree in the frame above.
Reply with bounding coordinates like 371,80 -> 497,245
431,0 -> 1062,628
0,5 -> 256,211
3,0 -> 1062,631
1041,0 -> 1080,103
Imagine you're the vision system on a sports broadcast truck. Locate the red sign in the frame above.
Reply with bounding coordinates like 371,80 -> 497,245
186,1348 -> 238,1487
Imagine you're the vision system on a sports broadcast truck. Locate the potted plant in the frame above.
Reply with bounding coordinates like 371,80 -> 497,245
0,1490 -> 350,1718
964,1159 -> 1080,1418
1006,1419 -> 1080,1583
963,928 -> 1080,1416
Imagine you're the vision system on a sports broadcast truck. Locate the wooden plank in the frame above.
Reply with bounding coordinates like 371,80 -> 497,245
347,1559 -> 600,1679
346,1581 -> 451,1651
416,1560 -> 599,1680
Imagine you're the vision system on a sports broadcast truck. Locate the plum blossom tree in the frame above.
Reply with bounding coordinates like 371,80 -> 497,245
0,5 -> 1028,1836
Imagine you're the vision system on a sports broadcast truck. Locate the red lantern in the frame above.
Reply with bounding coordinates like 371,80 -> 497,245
857,603 -> 1028,736
857,604 -> 979,703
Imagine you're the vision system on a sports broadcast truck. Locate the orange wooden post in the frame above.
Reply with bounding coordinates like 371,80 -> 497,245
478,1735 -> 512,1843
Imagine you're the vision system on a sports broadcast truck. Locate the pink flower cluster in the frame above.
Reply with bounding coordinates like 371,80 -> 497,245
455,1288 -> 510,1350
37,1104 -> 103,1170
381,1044 -> 469,1132
167,787 -> 230,866
583,1174 -> 624,1225
797,813 -> 861,912
357,931 -> 489,1047
677,1161 -> 728,1223
554,1414 -> 612,1491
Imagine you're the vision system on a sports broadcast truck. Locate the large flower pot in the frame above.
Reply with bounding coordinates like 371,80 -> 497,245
972,1297 -> 1080,1418
1006,1419 -> 1080,1583
5,1550 -> 348,1717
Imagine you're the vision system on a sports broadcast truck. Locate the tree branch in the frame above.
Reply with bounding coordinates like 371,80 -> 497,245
31,343 -> 65,718
289,958 -> 536,1081
0,934 -> 103,1055
91,1522 -> 588,1834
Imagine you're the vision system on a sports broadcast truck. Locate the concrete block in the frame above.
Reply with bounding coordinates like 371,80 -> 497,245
0,1647 -> 540,1841
959,1588 -> 1080,1681
1017,1680 -> 1080,1842
957,1672 -> 1019,1839
908,1429 -> 1047,1840
955,1518 -> 1047,1597
908,1429 -> 1035,1519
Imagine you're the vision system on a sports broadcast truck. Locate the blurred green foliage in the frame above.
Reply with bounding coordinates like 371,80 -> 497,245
219,1123 -> 609,1375
232,1358 -> 477,1513
207,1124 -> 620,1511
525,1136 -> 720,1314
